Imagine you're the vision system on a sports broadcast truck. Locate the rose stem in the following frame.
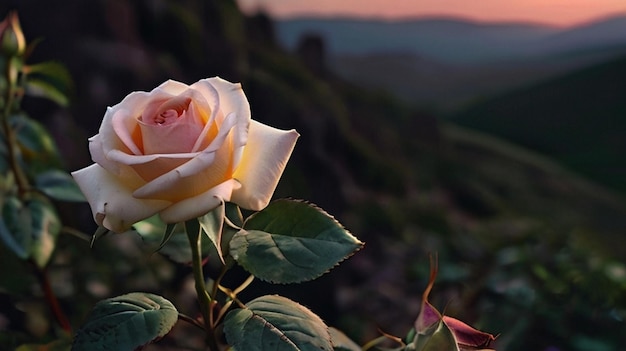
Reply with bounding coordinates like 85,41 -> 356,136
1,56 -> 30,195
185,219 -> 220,351
31,261 -> 72,334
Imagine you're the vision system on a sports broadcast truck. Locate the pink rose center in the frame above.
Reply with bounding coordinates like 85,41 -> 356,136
153,109 -> 180,125
137,95 -> 205,155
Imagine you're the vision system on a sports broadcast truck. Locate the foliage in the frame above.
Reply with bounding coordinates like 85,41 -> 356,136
0,11 -> 78,272
72,293 -> 178,351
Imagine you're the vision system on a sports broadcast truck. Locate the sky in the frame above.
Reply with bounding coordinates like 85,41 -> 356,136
236,0 -> 626,27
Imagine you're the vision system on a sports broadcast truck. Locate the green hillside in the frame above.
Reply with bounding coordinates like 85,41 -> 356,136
450,55 -> 626,193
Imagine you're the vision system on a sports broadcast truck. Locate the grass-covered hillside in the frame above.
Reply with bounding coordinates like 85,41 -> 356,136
451,55 -> 626,194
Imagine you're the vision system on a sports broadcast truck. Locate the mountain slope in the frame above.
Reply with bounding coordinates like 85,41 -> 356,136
450,55 -> 626,193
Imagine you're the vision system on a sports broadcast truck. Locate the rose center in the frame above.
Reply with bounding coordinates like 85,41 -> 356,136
153,109 -> 179,125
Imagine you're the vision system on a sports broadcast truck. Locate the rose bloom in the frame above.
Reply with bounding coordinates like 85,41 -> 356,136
72,77 -> 299,233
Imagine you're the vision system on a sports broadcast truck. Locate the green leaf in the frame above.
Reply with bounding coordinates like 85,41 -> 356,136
35,169 -> 86,202
24,74 -> 70,107
230,199 -> 363,283
28,195 -> 61,268
198,200 -> 225,263
26,61 -> 73,94
224,295 -> 333,351
0,195 -> 60,267
72,292 -> 178,351
225,201 -> 244,227
329,327 -> 361,351
10,113 -> 63,173
0,196 -> 30,259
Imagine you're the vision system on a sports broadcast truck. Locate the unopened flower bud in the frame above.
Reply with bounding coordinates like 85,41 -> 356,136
0,12 -> 26,57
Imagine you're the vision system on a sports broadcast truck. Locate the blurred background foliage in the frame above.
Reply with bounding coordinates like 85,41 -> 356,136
0,0 -> 624,350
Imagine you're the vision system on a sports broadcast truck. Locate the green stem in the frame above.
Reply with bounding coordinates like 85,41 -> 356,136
185,220 -> 220,351
1,57 -> 30,195
178,313 -> 206,332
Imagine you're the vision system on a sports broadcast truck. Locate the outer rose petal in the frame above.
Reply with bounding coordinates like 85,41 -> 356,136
155,79 -> 192,95
158,179 -> 239,224
192,78 -> 250,163
72,164 -> 171,233
231,120 -> 299,210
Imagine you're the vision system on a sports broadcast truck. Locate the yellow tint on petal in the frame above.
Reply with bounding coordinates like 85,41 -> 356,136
132,142 -> 234,202
111,108 -> 143,156
130,156 -> 191,182
231,120 -> 299,210
159,179 -> 237,224
130,124 -> 143,154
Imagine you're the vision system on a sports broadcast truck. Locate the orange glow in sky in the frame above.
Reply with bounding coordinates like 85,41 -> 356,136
237,0 -> 626,27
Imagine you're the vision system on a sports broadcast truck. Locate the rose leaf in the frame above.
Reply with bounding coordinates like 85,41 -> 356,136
229,199 -> 363,284
27,195 -> 61,268
10,113 -> 63,173
0,196 -> 31,260
223,294 -> 332,351
329,327 -> 362,351
72,292 -> 178,351
0,195 -> 61,268
35,169 -> 86,202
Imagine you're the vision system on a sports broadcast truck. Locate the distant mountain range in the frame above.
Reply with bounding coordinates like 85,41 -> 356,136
276,15 -> 626,196
276,15 -> 626,64
275,15 -> 626,109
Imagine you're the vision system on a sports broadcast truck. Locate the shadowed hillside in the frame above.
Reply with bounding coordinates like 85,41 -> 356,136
451,55 -> 626,194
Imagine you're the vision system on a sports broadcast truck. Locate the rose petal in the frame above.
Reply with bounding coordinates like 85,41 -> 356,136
231,120 -> 299,210
111,107 -> 143,155
138,90 -> 211,155
72,164 -> 171,233
186,81 -> 220,151
107,150 -> 196,182
155,79 -> 191,96
106,81 -> 193,157
132,111 -> 240,200
192,78 -> 250,161
89,136 -> 152,191
158,179 -> 238,223
102,91 -> 153,156
139,113 -> 204,154
89,134 -> 121,175
107,149 -> 198,165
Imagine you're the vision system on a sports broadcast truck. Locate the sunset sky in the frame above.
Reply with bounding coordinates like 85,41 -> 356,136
236,0 -> 626,27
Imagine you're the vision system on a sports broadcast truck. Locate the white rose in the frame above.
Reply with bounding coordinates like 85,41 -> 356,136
72,77 -> 298,232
